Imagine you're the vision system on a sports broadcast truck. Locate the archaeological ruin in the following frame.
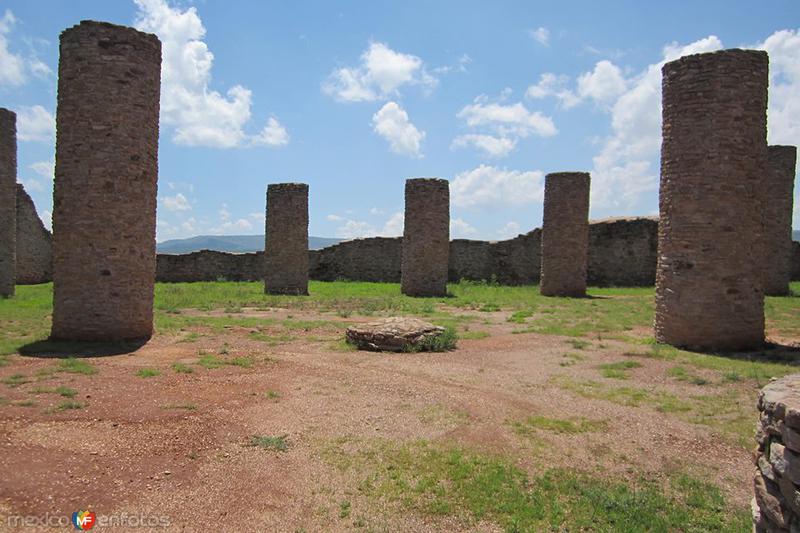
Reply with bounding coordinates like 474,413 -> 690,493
0,108 -> 16,298
15,184 -> 52,285
540,172 -> 590,297
264,183 -> 309,295
401,178 -> 450,297
50,21 -> 161,341
764,145 -> 798,296
655,49 -> 769,351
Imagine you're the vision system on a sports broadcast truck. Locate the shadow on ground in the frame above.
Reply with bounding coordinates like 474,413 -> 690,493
17,337 -> 149,358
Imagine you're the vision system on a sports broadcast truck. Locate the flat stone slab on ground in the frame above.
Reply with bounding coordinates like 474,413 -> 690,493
346,317 -> 445,352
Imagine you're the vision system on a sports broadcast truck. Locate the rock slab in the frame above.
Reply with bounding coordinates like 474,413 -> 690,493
346,317 -> 446,352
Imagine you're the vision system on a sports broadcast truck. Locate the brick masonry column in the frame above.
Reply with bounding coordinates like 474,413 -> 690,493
655,49 -> 768,351
51,21 -> 161,341
401,178 -> 449,297
264,183 -> 309,295
0,109 -> 16,298
540,172 -> 590,297
764,145 -> 797,296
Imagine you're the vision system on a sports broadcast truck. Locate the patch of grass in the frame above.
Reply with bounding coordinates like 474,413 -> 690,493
178,332 -> 201,343
31,385 -> 78,398
162,402 -> 197,411
568,339 -> 590,350
136,368 -> 160,378
248,434 -> 289,452
508,310 -> 533,324
667,366 -> 710,385
172,362 -> 194,374
265,390 -> 281,400
48,400 -> 84,412
559,352 -> 586,367
57,358 -> 97,375
599,360 -> 642,379
555,377 -> 691,413
479,303 -> 500,312
0,355 -> 9,367
226,356 -> 254,368
338,500 -> 351,519
510,415 -> 608,436
322,439 -> 749,531
404,327 -> 458,353
2,373 -> 31,387
197,353 -> 225,369
459,330 -> 490,340
12,399 -> 36,407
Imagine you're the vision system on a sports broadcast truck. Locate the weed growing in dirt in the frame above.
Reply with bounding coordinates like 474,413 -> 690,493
248,434 -> 289,452
599,360 -> 642,379
57,358 -> 97,375
172,362 -> 194,374
136,368 -> 160,378
48,400 -> 84,412
2,373 -> 31,387
31,386 -> 77,398
404,327 -> 458,353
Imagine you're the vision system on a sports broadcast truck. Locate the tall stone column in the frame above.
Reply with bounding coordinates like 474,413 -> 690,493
401,178 -> 449,297
764,145 -> 797,296
540,172 -> 590,297
264,183 -> 309,295
655,49 -> 768,351
0,109 -> 16,298
51,21 -> 161,341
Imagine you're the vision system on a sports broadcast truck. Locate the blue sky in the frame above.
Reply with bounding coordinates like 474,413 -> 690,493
1,0 -> 798,242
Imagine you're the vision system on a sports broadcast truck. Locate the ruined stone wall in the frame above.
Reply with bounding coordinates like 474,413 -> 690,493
264,183 -> 309,295
764,146 -> 797,296
157,250 -> 263,282
753,375 -> 800,532
540,172 -> 590,297
51,21 -> 161,341
401,178 -> 450,296
310,237 -> 401,282
0,108 -> 16,297
588,217 -> 659,286
655,49 -> 768,351
15,184 -> 52,284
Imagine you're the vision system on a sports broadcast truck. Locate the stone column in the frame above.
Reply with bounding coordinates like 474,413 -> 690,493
540,172 -> 590,297
51,21 -> 161,341
264,183 -> 309,295
0,109 -> 16,298
655,49 -> 768,351
752,375 -> 800,532
764,145 -> 797,296
401,178 -> 449,297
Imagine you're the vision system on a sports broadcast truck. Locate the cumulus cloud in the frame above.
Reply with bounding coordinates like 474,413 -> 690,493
525,72 -> 580,108
451,218 -> 478,238
323,41 -> 436,102
529,27 -> 550,47
133,0 -> 288,149
451,165 -> 545,209
576,60 -> 628,106
16,105 -> 55,142
496,221 -> 522,240
451,134 -> 517,158
758,29 -> 800,145
162,193 -> 191,212
0,10 -> 24,86
457,98 -> 557,138
372,101 -> 425,157
30,160 -> 54,180
332,211 -> 405,239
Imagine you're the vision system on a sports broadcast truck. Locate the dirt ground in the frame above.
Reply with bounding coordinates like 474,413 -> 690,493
0,306 -> 775,531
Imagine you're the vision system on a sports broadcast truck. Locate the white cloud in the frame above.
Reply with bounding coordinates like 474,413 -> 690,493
380,211 -> 404,236
525,73 -> 580,108
19,178 -> 43,192
333,211 -> 405,239
326,214 -> 344,222
457,98 -> 557,139
451,134 -> 517,158
133,0 -> 288,149
576,60 -> 628,106
41,210 -> 52,231
529,27 -> 550,47
589,36 -> 723,212
0,10 -> 24,86
496,221 -> 522,240
16,105 -> 54,142
372,101 -> 425,157
335,219 -> 375,239
323,41 -> 436,102
451,218 -> 478,239
451,165 -> 545,208
369,207 -> 385,215
162,193 -> 191,212
30,160 -> 54,180
757,29 -> 800,145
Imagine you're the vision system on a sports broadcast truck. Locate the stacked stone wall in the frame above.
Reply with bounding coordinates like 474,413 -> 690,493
264,183 -> 309,295
754,376 -> 800,532
655,49 -> 769,351
401,178 -> 450,297
15,184 -> 52,284
51,21 -> 161,341
764,146 -> 797,296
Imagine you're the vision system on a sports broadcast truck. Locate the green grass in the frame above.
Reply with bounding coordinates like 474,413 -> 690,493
56,358 -> 97,375
227,356 -> 254,368
197,353 -> 225,369
136,368 -> 160,378
667,365 -> 710,385
599,360 -> 643,379
161,402 -> 197,411
510,415 -> 608,436
323,438 -> 749,532
171,362 -> 194,374
403,327 -> 458,353
31,385 -> 77,398
248,434 -> 290,452
265,390 -> 281,400
48,400 -> 84,412
460,330 -> 490,340
2,373 -> 31,387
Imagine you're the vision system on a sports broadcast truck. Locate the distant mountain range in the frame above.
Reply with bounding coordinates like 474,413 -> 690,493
157,234 -> 342,254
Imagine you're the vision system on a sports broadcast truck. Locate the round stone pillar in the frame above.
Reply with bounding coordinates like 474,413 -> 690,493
264,183 -> 309,295
0,109 -> 16,298
401,178 -> 449,297
51,21 -> 161,341
540,172 -> 590,297
655,49 -> 768,351
764,145 -> 797,296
